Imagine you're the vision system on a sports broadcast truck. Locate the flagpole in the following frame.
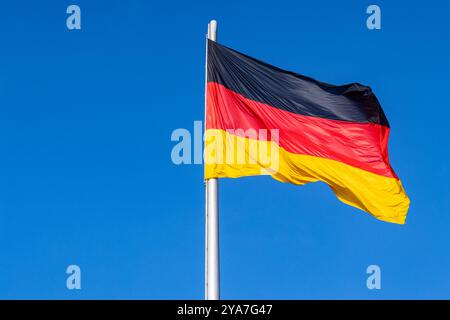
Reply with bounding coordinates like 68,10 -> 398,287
205,20 -> 220,300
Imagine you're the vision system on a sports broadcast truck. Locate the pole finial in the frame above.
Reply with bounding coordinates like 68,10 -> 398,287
208,20 -> 217,41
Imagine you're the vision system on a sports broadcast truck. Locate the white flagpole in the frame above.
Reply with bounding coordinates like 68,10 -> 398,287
205,20 -> 220,300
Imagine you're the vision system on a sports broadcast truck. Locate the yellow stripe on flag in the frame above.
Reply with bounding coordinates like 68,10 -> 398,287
204,129 -> 410,224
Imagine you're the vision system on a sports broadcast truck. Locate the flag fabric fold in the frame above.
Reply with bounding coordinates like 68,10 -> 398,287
204,39 -> 410,224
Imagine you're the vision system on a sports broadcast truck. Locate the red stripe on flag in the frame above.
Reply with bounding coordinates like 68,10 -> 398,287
207,82 -> 397,179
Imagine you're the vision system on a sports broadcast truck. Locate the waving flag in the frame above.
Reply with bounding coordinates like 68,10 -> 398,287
204,40 -> 410,224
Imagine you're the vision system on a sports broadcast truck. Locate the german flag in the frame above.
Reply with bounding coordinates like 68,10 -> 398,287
204,40 -> 410,224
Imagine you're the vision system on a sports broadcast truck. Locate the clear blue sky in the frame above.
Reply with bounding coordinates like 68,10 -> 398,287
0,0 -> 449,299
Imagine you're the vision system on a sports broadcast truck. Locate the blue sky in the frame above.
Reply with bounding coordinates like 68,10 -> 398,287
0,0 -> 449,299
